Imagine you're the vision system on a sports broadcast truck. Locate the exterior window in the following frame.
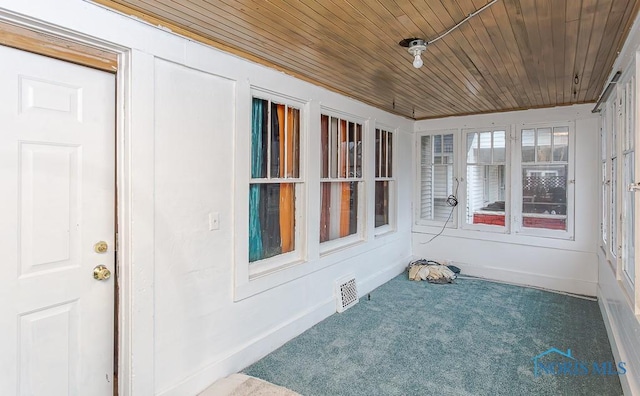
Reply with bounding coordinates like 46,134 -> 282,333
465,129 -> 507,228
520,126 -> 569,231
419,133 -> 454,223
249,98 -> 301,262
375,128 -> 393,229
611,102 -> 618,259
601,114 -> 608,247
320,114 -> 363,243
621,78 -> 635,285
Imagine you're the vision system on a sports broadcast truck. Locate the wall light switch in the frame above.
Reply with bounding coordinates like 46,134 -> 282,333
209,212 -> 220,230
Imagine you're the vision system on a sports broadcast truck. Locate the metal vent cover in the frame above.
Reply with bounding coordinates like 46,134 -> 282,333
335,276 -> 358,313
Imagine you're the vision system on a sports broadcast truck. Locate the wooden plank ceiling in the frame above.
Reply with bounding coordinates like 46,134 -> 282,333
94,0 -> 639,119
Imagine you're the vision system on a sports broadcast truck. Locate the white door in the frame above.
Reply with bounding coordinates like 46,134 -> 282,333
0,45 -> 116,395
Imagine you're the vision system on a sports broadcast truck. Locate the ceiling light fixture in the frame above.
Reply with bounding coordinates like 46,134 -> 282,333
406,39 -> 427,69
399,0 -> 498,69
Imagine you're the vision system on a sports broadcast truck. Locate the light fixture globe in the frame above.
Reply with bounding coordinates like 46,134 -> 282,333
399,38 -> 427,69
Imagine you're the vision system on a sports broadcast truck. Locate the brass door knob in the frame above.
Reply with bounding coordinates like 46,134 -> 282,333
94,241 -> 108,253
93,265 -> 111,281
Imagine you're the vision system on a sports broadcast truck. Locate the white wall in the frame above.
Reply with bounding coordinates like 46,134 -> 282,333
413,105 -> 600,296
0,1 -> 414,395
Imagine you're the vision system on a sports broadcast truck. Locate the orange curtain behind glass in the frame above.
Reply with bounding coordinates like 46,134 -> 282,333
339,120 -> 350,237
278,105 -> 294,253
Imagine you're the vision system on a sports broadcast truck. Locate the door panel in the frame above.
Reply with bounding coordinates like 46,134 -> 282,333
0,45 -> 115,396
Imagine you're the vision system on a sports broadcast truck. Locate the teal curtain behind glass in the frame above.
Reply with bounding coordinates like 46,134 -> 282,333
249,99 -> 264,261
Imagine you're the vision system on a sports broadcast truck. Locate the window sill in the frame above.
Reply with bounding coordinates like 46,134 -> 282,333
320,234 -> 365,257
374,224 -> 395,237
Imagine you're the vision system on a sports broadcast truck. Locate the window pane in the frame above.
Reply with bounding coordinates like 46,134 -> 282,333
251,98 -> 268,178
479,131 -> 492,163
356,124 -> 362,178
290,107 -> 300,178
611,158 -> 617,257
433,165 -> 454,222
467,132 -> 478,163
380,130 -> 387,178
536,128 -> 552,162
522,129 -> 535,162
420,136 -> 433,219
443,134 -> 454,164
270,103 -> 282,178
249,183 -> 296,262
375,181 -> 390,227
602,162 -> 608,245
466,165 -> 506,226
433,134 -> 442,164
493,131 -> 506,162
553,126 -> 569,162
375,129 -> 381,178
387,131 -> 393,177
522,164 -> 567,230
623,153 -> 635,284
320,181 -> 358,242
330,117 -> 338,178
321,115 -> 329,178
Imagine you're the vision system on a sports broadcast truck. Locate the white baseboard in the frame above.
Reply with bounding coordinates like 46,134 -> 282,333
597,285 -> 638,396
156,297 -> 335,396
157,255 -> 410,396
357,255 -> 409,297
453,260 -> 597,297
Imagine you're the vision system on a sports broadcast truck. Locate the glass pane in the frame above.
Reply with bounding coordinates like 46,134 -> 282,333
466,132 -> 478,163
433,134 -> 442,164
433,164 -> 454,222
536,128 -> 552,162
623,153 -> 635,284
270,102 -> 282,178
479,131 -> 492,163
355,124 -> 362,177
320,181 -> 358,242
522,164 -> 567,230
347,122 -> 355,178
251,98 -> 268,178
339,120 -> 347,178
443,134 -> 454,164
600,119 -> 607,161
611,158 -> 617,258
375,181 -> 389,227
330,117 -> 338,178
466,165 -> 506,226
290,107 -> 300,178
387,132 -> 393,177
493,131 -> 506,162
375,129 -> 381,178
355,124 -> 362,178
249,183 -> 296,262
420,136 -> 433,219
602,162 -> 607,245
380,130 -> 387,178
521,129 -> 535,162
553,126 -> 569,162
321,115 -> 329,178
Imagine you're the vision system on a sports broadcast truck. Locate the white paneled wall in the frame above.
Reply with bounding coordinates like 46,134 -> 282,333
0,1 -> 413,395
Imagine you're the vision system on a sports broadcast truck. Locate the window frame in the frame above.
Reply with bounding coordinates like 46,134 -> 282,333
374,125 -> 397,236
245,89 -> 307,277
618,73 -> 636,299
461,127 -> 510,233
415,130 -> 458,228
319,109 -> 366,254
513,122 -> 575,240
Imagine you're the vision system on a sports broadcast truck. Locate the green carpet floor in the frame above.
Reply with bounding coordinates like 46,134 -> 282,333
243,274 -> 623,396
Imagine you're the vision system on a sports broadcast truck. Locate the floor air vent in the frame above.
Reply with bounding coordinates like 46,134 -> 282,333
335,276 -> 358,313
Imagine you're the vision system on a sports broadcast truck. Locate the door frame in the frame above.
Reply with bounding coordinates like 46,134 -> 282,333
0,11 -> 136,396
